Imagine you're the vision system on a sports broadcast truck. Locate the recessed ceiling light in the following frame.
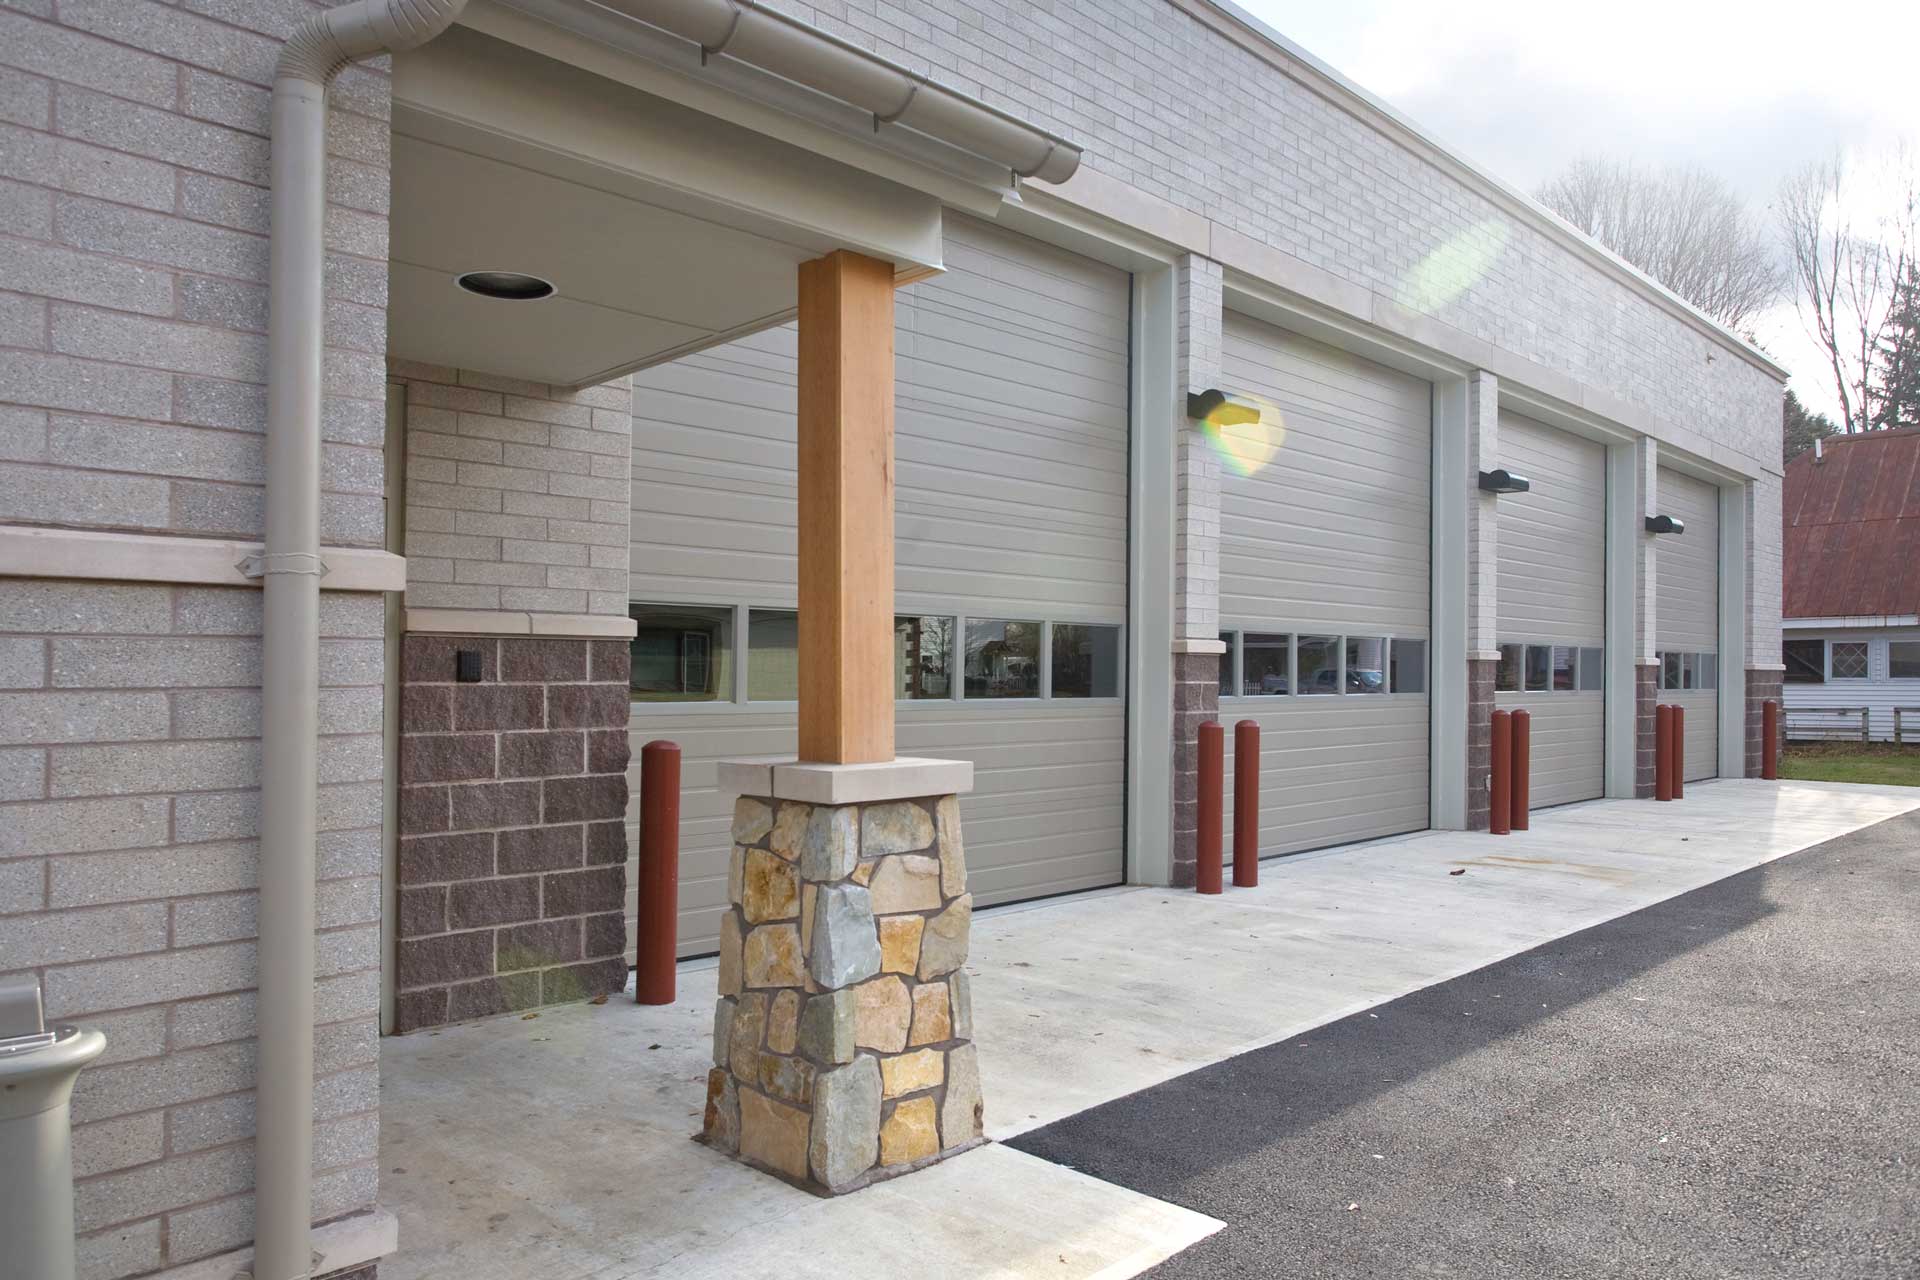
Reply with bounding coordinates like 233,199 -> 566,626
455,270 -> 555,301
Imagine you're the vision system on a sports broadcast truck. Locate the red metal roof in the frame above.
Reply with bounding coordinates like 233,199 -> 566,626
1782,429 -> 1920,619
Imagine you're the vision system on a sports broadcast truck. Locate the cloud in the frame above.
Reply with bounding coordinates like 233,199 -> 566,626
1234,0 -> 1917,413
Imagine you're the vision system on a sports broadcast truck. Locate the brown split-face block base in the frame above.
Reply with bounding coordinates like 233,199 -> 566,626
394,634 -> 633,1031
1635,663 -> 1660,797
1171,651 -> 1222,886
1466,657 -> 1498,830
1745,667 -> 1784,777
701,792 -> 982,1193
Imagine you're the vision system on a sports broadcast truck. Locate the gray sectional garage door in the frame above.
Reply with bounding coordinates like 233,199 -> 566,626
626,215 -> 1131,956
1494,413 -> 1608,807
1217,311 -> 1432,854
1656,467 -> 1720,782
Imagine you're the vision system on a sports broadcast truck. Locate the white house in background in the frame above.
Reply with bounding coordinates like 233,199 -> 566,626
1781,430 -> 1920,742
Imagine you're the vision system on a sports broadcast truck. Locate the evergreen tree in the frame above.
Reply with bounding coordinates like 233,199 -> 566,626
1783,388 -> 1838,463
1870,263 -> 1920,430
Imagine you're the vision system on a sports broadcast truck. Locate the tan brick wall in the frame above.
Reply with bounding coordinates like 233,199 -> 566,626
0,2 -> 395,1274
0,581 -> 385,1278
390,364 -> 632,618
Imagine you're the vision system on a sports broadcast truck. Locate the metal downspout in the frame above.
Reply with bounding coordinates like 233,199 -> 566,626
261,4 -> 465,1278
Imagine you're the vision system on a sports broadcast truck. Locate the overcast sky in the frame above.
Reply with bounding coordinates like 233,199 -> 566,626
1235,0 -> 1920,420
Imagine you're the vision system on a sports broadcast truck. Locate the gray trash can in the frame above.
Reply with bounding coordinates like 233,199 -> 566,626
0,975 -> 106,1280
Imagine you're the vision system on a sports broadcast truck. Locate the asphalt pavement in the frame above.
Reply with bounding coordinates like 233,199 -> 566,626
1010,811 -> 1920,1279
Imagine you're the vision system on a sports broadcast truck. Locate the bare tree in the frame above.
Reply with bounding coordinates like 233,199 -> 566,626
1778,148 -> 1917,433
1538,156 -> 1782,331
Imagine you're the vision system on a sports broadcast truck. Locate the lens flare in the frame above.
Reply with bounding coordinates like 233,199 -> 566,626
1204,403 -> 1285,478
1395,219 -> 1512,316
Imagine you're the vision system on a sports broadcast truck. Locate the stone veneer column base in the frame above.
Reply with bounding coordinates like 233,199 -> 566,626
1466,657 -> 1497,830
1635,663 -> 1659,797
702,760 -> 981,1193
1171,651 -> 1222,886
1745,668 -> 1785,777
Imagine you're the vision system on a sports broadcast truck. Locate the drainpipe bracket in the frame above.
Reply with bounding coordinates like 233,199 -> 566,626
238,551 -> 330,579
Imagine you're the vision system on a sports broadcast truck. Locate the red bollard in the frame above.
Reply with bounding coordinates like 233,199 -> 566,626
1197,721 -> 1224,894
1655,704 -> 1674,802
1511,709 -> 1531,831
1490,710 -> 1512,835
1673,704 -> 1685,800
635,739 -> 680,1005
1762,699 -> 1780,780
1233,720 -> 1259,888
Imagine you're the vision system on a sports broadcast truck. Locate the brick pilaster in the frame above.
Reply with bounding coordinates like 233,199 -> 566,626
1465,657 -> 1498,830
1635,663 -> 1659,796
1170,652 -> 1221,886
395,634 -> 632,1031
1745,668 -> 1784,776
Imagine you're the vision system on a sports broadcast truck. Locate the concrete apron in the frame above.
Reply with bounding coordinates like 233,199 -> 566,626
377,778 -> 1920,1280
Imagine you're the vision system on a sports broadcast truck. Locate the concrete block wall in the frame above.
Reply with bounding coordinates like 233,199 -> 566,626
391,365 -> 633,617
762,0 -> 1783,476
1634,441 -> 1659,664
1746,472 -> 1783,668
1173,255 -> 1224,646
0,3 -> 395,1276
0,0 -> 393,549
393,635 -> 631,1032
0,582 -> 385,1279
1465,371 -> 1498,657
1464,658 -> 1498,830
1168,653 -> 1219,887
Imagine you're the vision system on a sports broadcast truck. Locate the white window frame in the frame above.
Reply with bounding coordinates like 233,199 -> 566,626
1829,639 -> 1870,681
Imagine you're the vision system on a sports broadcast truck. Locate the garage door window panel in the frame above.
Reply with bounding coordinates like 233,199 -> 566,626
1390,639 -> 1426,693
1297,635 -> 1339,695
1219,631 -> 1241,698
1552,646 -> 1577,692
1496,644 -> 1523,692
1577,647 -> 1603,692
630,604 -> 733,702
965,619 -> 1041,698
1052,623 -> 1121,698
896,615 -> 956,700
747,609 -> 799,702
1346,637 -> 1388,693
1242,633 -> 1291,696
1524,645 -> 1551,693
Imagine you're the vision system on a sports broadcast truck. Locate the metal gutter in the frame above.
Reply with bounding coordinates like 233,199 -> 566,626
261,4 -> 469,1278
581,0 -> 1082,183
1184,0 -> 1792,383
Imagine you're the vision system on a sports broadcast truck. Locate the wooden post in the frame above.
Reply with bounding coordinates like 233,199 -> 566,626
797,251 -> 896,765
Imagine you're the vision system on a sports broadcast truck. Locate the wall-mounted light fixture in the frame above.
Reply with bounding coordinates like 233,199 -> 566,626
1186,389 -> 1261,427
1645,514 -> 1686,535
1477,469 -> 1531,495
